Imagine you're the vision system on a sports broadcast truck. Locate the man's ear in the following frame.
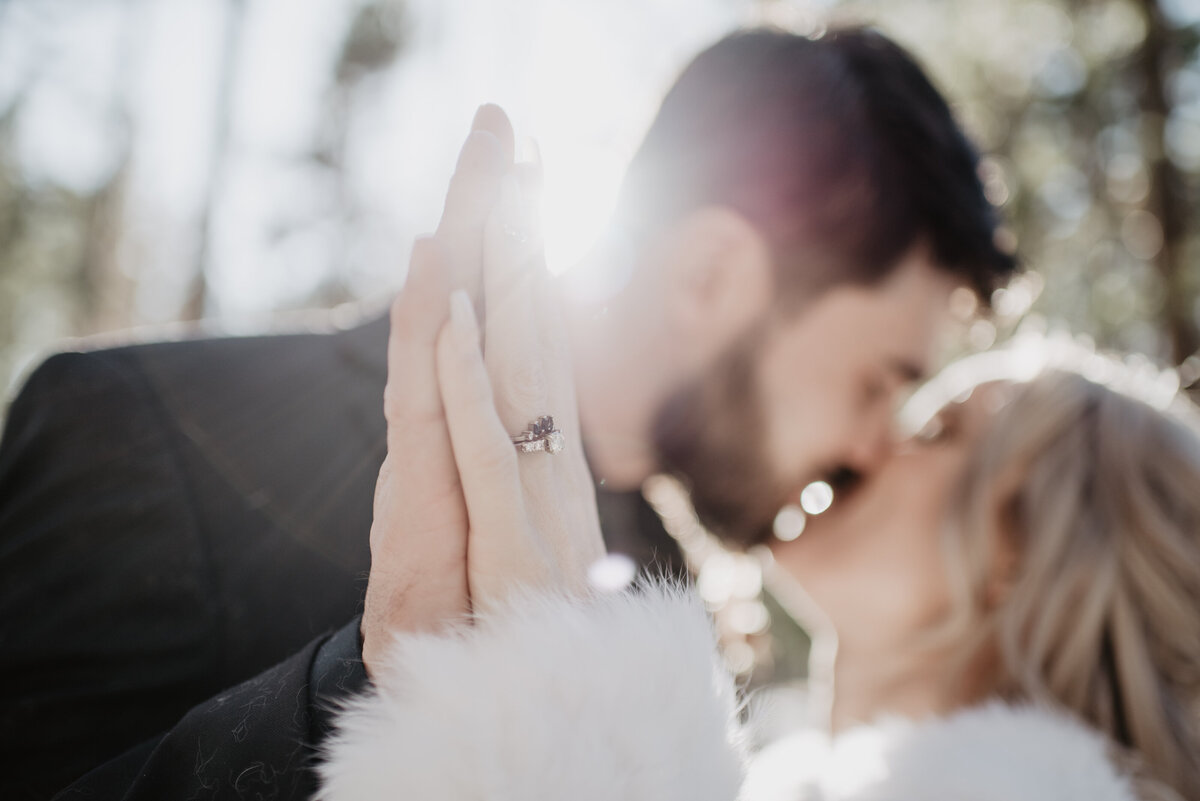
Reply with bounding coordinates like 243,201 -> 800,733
659,206 -> 774,357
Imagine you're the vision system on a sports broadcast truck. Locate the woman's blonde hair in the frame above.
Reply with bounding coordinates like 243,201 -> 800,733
937,366 -> 1200,800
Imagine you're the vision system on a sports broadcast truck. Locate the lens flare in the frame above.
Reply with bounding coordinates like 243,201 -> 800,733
587,553 -> 637,592
772,504 -> 807,542
800,480 -> 834,516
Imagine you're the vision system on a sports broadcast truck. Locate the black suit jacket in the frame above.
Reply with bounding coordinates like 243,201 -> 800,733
0,314 -> 684,800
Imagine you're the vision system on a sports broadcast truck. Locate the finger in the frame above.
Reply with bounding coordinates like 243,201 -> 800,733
507,149 -> 577,452
512,155 -> 542,206
482,172 -> 578,508
445,106 -> 515,213
379,237 -> 464,544
370,238 -> 470,633
435,106 -> 515,303
501,157 -> 601,569
480,177 -> 589,562
482,176 -> 550,435
436,290 -> 529,546
385,238 -> 455,443
534,273 -> 581,457
439,129 -> 508,241
474,103 -> 516,165
526,264 -> 603,569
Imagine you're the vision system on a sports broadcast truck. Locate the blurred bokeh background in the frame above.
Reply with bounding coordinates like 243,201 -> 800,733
2,0 -> 1198,404
2,0 -> 1198,695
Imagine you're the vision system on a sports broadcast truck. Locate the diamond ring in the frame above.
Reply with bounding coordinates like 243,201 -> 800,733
511,415 -> 565,455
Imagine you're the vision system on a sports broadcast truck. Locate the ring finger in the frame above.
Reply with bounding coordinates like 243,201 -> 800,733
483,177 -> 552,445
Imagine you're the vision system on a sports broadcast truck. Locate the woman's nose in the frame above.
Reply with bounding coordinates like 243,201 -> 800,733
845,413 -> 897,477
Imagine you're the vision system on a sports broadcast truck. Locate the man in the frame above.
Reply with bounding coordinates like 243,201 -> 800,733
0,27 -> 1013,800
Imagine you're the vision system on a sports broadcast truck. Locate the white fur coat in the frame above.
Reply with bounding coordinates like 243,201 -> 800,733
317,584 -> 1137,801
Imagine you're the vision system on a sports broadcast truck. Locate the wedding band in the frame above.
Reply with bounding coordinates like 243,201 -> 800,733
511,415 -> 565,455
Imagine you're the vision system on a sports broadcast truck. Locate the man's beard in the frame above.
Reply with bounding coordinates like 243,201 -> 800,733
651,334 -> 789,549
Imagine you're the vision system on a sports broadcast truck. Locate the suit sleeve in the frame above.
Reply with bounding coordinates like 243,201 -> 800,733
55,617 -> 369,801
318,584 -> 747,801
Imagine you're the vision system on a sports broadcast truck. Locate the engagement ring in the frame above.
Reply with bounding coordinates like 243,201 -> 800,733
511,415 -> 565,455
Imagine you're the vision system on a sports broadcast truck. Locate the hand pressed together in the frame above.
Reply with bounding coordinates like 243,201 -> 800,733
361,106 -> 604,676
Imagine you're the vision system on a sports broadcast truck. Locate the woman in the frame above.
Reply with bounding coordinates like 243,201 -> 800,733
319,179 -> 1200,800
749,356 -> 1200,801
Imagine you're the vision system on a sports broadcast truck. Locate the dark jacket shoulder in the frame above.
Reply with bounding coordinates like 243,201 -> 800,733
0,319 -> 388,799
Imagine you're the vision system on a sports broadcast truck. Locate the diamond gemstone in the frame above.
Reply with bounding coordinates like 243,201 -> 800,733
546,431 -> 565,454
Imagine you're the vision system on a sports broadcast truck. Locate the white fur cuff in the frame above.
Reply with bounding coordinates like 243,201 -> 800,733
317,583 -> 747,801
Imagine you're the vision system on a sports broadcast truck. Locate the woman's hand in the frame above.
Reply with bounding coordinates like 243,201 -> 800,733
436,177 -> 605,611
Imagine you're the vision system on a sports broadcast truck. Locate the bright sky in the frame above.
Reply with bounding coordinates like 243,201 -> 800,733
3,0 -> 1195,381
2,0 -> 802,324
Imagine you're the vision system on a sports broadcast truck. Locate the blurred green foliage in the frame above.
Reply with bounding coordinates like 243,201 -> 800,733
829,0 -> 1199,378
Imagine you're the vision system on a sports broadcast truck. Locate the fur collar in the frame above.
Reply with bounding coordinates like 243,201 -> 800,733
744,702 -> 1138,800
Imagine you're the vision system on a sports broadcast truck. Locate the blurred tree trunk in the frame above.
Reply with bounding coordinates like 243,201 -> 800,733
78,161 -> 132,333
304,0 -> 408,307
184,0 -> 246,321
78,0 -> 138,335
1136,0 -> 1198,365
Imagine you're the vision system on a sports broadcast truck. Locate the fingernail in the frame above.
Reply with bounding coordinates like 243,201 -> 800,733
449,289 -> 478,344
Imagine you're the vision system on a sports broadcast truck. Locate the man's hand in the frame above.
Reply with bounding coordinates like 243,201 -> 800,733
436,104 -> 515,311
361,106 -> 514,677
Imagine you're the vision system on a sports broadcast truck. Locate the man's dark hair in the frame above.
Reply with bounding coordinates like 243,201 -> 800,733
615,26 -> 1017,300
